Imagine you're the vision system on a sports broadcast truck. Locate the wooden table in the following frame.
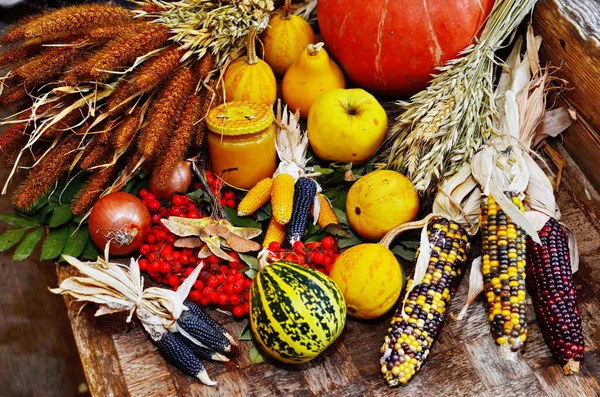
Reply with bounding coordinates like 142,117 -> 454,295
53,0 -> 600,395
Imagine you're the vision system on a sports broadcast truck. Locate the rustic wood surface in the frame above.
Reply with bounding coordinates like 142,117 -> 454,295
56,144 -> 600,396
533,0 -> 600,190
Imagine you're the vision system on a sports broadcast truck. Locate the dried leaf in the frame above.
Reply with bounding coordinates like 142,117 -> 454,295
174,237 -> 203,249
204,223 -> 261,253
199,233 -> 233,261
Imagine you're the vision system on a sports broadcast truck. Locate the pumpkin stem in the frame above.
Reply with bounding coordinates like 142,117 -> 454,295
378,214 -> 437,248
281,0 -> 293,19
307,42 -> 324,56
246,27 -> 259,65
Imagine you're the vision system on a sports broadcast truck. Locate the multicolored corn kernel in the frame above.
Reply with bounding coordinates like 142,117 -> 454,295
526,217 -> 584,374
480,193 -> 528,352
380,218 -> 470,386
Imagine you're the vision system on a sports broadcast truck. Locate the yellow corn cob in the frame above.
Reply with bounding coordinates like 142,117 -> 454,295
262,217 -> 287,248
381,218 -> 470,386
271,174 -> 295,225
316,193 -> 338,228
237,177 -> 273,216
480,193 -> 527,354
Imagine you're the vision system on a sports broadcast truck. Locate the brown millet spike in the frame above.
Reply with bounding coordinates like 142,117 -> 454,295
12,135 -> 80,211
66,24 -> 170,85
0,122 -> 28,167
107,45 -> 185,113
13,43 -> 83,88
111,109 -> 142,150
138,67 -> 195,158
194,79 -> 219,148
80,141 -> 112,171
192,53 -> 215,83
0,86 -> 29,108
84,21 -> 147,44
153,94 -> 202,188
0,5 -> 132,45
72,165 -> 117,216
42,107 -> 85,139
0,43 -> 42,68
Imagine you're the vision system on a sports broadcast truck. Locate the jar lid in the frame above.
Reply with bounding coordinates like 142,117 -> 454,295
206,101 -> 274,136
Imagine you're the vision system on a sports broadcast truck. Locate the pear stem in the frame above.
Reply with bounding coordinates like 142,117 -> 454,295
246,27 -> 259,65
307,42 -> 324,56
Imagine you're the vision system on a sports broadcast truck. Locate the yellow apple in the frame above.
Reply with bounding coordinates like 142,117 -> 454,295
307,88 -> 388,164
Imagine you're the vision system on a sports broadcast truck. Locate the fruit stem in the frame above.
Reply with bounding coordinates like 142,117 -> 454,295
281,0 -> 292,19
378,215 -> 435,248
307,42 -> 324,56
246,27 -> 259,65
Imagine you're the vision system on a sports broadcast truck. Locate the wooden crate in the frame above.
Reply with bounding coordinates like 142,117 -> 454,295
55,0 -> 600,395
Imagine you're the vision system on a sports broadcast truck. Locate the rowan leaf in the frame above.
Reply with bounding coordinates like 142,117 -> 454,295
48,206 -> 73,228
81,240 -> 101,261
0,229 -> 27,252
249,343 -> 267,364
41,226 -> 69,260
0,213 -> 39,227
238,323 -> 252,341
13,228 -> 44,261
61,228 -> 89,259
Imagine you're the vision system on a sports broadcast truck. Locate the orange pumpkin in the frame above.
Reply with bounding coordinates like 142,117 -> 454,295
261,0 -> 316,76
224,28 -> 277,105
317,0 -> 494,96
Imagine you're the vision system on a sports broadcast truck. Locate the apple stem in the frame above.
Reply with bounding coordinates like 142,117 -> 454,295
246,27 -> 259,65
307,42 -> 325,56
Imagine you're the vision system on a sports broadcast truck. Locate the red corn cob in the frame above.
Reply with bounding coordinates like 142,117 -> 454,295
526,217 -> 584,374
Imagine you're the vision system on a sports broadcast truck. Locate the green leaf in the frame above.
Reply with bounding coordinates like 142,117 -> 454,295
391,240 -> 420,262
121,178 -> 138,194
311,165 -> 334,175
0,213 -> 40,227
223,207 -> 261,229
324,223 -> 350,238
34,202 -> 59,225
238,322 -> 253,341
239,253 -> 259,278
187,188 -> 211,204
332,207 -> 349,226
48,206 -> 73,228
249,343 -> 267,364
81,240 -> 101,260
0,229 -> 27,252
40,227 -> 69,261
49,174 -> 86,204
256,204 -> 272,222
61,228 -> 89,259
13,228 -> 44,261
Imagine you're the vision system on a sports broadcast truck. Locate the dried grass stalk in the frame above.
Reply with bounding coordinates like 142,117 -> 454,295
12,135 -> 80,211
42,106 -> 84,139
1,4 -> 133,45
153,94 -> 201,188
383,0 -> 538,196
65,24 -> 169,85
0,122 -> 28,167
138,67 -> 195,158
107,45 -> 185,112
72,165 -> 117,216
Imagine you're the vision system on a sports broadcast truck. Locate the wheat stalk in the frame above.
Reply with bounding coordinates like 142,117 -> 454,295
383,0 -> 538,197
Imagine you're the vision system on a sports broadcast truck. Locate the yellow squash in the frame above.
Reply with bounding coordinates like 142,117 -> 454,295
261,0 -> 316,76
282,42 -> 345,119
346,170 -> 419,240
329,243 -> 404,319
224,28 -> 277,105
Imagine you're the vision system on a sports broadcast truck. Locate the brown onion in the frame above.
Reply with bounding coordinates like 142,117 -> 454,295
88,192 -> 151,256
150,160 -> 193,200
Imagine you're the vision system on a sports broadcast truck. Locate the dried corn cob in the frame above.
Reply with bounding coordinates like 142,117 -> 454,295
65,24 -> 169,85
12,135 -> 80,211
263,217 -> 287,248
152,94 -> 201,189
238,177 -> 273,216
272,173 -> 295,225
526,218 -> 584,374
287,177 -> 316,243
0,4 -> 132,45
316,193 -> 338,228
380,218 -> 470,386
157,332 -> 215,386
72,165 -> 117,216
480,193 -> 528,354
138,68 -> 195,158
107,45 -> 185,112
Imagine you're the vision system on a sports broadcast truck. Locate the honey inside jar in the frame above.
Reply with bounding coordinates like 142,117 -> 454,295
206,101 -> 277,190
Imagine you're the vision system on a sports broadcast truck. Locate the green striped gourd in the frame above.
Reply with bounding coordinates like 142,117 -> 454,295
250,261 -> 346,363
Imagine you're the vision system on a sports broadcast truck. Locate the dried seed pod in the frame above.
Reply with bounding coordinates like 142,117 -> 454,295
138,68 -> 195,158
72,165 -> 117,216
0,4 -> 133,45
65,24 -> 170,85
152,94 -> 202,189
107,45 -> 185,113
12,135 -> 80,211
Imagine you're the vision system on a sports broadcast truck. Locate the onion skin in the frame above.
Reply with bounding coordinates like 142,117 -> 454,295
150,160 -> 192,200
89,192 -> 151,256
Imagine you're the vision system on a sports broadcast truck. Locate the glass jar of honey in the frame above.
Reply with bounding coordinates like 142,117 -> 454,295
206,101 -> 277,190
